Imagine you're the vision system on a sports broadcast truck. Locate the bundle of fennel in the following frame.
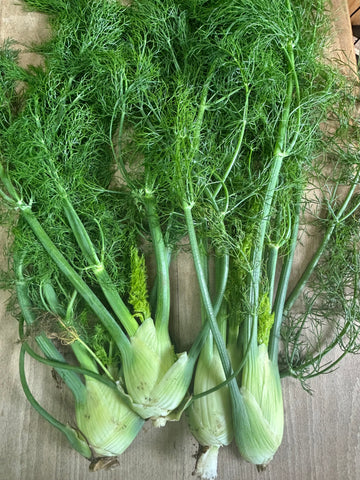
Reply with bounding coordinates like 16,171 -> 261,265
1,0 -> 360,478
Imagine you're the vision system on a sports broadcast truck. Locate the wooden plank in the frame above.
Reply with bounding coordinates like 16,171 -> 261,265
348,0 -> 360,24
332,0 -> 357,68
1,2 -> 360,480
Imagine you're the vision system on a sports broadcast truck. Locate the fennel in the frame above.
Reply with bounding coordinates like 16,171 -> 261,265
127,0 -> 360,472
0,0 -> 207,464
1,0 -> 360,476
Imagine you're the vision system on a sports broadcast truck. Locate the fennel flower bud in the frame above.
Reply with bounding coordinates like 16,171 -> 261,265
234,343 -> 284,467
121,317 -> 193,425
76,377 -> 144,457
187,343 -> 233,480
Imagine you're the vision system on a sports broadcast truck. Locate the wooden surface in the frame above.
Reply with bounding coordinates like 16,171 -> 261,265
348,0 -> 360,24
1,2 -> 360,480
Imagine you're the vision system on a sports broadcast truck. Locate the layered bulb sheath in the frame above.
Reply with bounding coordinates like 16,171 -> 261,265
188,341 -> 233,480
75,376 -> 144,458
121,318 -> 193,425
234,343 -> 284,467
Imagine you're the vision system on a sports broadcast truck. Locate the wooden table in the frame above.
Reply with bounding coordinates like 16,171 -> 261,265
0,1 -> 359,479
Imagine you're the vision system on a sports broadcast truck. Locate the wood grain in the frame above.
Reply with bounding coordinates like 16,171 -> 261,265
1,2 -> 360,480
348,0 -> 360,24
